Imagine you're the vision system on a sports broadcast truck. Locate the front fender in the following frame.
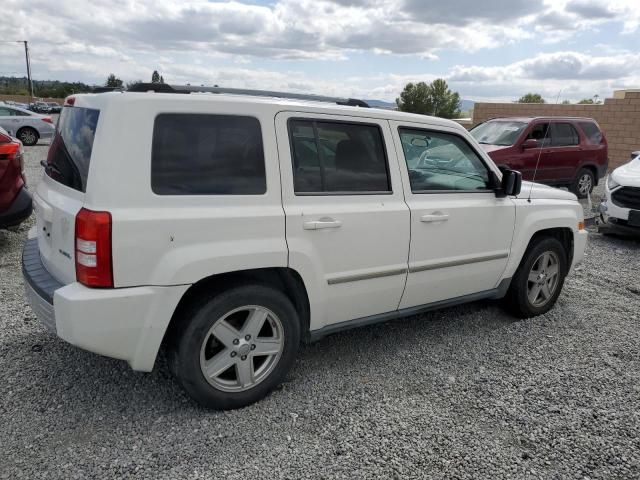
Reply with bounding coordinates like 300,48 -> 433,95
504,199 -> 583,279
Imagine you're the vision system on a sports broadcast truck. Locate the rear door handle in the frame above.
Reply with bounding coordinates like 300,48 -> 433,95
303,218 -> 342,230
421,213 -> 449,223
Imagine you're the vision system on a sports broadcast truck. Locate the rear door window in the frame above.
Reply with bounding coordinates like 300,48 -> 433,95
151,114 -> 266,195
550,123 -> 579,146
45,106 -> 100,192
578,121 -> 603,144
289,119 -> 391,194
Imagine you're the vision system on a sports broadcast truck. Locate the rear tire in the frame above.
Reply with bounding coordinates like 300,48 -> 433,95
17,127 -> 38,146
168,284 -> 300,410
571,168 -> 594,198
503,237 -> 568,318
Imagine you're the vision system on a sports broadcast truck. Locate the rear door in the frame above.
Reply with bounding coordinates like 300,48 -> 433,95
35,105 -> 100,283
0,107 -> 16,136
543,122 -> 582,182
390,121 -> 515,308
276,112 -> 410,329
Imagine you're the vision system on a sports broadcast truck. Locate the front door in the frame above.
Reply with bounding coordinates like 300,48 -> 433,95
390,121 -> 516,308
276,112 -> 410,330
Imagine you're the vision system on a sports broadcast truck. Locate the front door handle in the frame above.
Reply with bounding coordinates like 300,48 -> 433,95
421,213 -> 449,223
303,218 -> 342,230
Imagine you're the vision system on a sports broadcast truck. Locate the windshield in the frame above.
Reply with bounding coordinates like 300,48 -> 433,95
470,120 -> 527,146
45,106 -> 100,192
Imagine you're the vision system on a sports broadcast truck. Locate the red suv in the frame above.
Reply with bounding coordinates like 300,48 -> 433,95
0,128 -> 32,229
470,117 -> 608,198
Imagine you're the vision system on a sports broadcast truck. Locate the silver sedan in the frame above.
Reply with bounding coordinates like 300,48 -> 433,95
0,104 -> 55,146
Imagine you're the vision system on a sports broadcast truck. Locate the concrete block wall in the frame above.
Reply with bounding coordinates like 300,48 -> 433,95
472,90 -> 640,170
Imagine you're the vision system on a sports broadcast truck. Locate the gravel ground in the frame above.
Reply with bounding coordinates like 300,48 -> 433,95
1,145 -> 639,479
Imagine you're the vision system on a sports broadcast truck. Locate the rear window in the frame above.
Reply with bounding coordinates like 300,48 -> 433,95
578,121 -> 603,144
151,114 -> 266,195
45,106 -> 100,192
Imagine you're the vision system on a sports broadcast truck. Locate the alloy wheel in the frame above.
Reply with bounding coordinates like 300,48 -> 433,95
20,129 -> 36,145
199,305 -> 284,392
527,251 -> 561,307
578,174 -> 593,196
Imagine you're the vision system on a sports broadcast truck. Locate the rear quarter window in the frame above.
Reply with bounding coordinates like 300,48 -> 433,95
151,114 -> 266,195
45,106 -> 100,192
578,121 -> 603,144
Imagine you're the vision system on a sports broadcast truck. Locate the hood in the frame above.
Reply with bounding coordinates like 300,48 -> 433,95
479,144 -> 511,154
515,181 -> 578,201
610,157 -> 640,187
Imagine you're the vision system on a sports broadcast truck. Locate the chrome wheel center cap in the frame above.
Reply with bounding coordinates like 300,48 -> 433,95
237,343 -> 251,356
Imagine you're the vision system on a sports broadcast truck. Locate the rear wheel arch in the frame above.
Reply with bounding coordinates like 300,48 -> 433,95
162,267 -> 311,349
16,126 -> 39,146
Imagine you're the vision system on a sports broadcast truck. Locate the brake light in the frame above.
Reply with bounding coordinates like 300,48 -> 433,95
75,208 -> 113,287
42,117 -> 53,124
64,96 -> 75,106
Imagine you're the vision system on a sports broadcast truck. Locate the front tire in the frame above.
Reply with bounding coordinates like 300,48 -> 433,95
168,284 -> 300,410
503,237 -> 568,318
17,127 -> 38,146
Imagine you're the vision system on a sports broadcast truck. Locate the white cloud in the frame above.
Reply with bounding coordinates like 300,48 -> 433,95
0,0 -> 639,103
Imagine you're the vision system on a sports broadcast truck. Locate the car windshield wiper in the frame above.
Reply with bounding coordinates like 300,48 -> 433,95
40,159 -> 63,176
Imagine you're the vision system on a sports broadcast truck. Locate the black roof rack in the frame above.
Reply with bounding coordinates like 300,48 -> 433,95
126,83 -> 369,108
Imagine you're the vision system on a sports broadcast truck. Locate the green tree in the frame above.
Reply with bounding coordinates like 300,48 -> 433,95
561,100 -> 571,105
105,74 -> 123,88
396,79 -> 461,118
151,70 -> 160,83
126,79 -> 143,90
517,93 -> 545,103
578,97 -> 601,104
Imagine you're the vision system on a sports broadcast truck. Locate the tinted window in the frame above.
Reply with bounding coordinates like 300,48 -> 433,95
11,109 -> 30,116
45,106 -> 100,192
551,123 -> 579,146
578,121 -> 603,144
152,114 -> 266,195
0,107 -> 11,117
526,123 -> 551,146
289,120 -> 390,194
399,128 -> 490,192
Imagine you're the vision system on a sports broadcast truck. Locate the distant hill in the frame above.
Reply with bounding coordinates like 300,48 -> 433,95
366,98 -> 476,113
459,99 -> 475,112
365,99 -> 397,109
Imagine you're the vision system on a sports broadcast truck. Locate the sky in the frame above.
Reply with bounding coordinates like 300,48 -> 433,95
1,0 -> 639,103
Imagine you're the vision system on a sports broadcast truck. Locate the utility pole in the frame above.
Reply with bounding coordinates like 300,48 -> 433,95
23,41 -> 34,103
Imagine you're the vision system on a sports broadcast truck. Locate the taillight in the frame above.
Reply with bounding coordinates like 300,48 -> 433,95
65,96 -> 75,106
75,208 -> 113,288
42,117 -> 53,124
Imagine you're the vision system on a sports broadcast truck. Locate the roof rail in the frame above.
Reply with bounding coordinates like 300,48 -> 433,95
126,83 -> 369,108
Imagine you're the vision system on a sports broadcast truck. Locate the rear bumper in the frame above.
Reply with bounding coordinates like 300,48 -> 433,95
0,187 -> 32,229
22,238 -> 189,371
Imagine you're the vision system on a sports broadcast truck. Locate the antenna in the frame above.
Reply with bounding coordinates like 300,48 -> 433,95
527,122 -> 550,203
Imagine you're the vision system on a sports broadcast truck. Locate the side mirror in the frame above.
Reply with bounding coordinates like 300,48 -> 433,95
501,169 -> 522,196
522,138 -> 539,149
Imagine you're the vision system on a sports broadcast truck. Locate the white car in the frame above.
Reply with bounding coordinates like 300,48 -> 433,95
0,104 -> 55,146
22,86 -> 588,409
599,151 -> 640,235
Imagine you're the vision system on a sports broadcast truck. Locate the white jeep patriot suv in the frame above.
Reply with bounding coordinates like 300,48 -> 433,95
23,85 -> 587,409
